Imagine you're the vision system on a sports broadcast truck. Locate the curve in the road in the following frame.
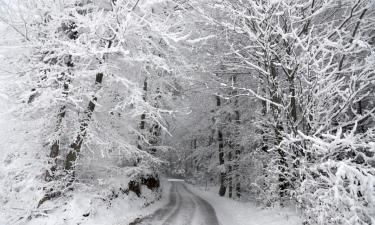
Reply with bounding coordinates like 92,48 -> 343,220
134,181 -> 219,225
182,184 -> 219,225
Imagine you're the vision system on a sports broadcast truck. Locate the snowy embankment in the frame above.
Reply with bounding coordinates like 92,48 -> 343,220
26,179 -> 171,225
188,185 -> 302,225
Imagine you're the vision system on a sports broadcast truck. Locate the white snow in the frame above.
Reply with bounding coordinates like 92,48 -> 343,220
186,35 -> 216,44
26,180 -> 171,225
188,185 -> 302,225
167,178 -> 185,182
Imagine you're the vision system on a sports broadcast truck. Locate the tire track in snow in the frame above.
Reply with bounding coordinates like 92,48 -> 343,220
138,182 -> 180,225
133,180 -> 219,225
162,182 -> 184,225
183,184 -> 219,225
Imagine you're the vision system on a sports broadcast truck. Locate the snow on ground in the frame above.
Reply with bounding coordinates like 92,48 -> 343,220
112,179 -> 173,225
188,185 -> 302,225
26,179 -> 171,225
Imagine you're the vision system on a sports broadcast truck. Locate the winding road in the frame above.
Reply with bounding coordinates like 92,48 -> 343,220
135,180 -> 219,225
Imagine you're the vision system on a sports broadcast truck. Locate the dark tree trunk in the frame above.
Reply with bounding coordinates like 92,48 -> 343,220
230,73 -> 241,198
64,35 -> 111,173
218,130 -> 226,196
261,97 -> 268,152
64,73 -> 103,172
269,63 -> 289,200
228,150 -> 233,198
216,95 -> 227,196
234,110 -> 241,198
45,105 -> 66,181
38,21 -> 79,207
44,19 -> 79,181
288,74 -> 297,125
45,72 -> 71,181
275,123 -> 288,199
235,149 -> 241,199
138,78 -> 148,150
149,87 -> 162,153
288,72 -> 303,186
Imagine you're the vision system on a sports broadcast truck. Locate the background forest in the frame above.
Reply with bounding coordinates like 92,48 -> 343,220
0,0 -> 374,225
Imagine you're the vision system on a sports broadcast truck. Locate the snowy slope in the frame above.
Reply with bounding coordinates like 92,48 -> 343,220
27,179 -> 171,225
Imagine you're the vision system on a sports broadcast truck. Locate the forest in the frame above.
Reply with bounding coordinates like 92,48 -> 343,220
0,0 -> 374,225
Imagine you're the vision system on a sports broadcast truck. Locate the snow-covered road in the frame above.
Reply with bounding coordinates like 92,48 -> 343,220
135,180 -> 219,225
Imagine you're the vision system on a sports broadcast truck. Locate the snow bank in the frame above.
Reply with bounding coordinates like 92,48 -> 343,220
20,178 -> 170,225
188,185 -> 302,225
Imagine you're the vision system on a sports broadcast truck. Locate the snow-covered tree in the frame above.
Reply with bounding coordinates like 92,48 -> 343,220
180,0 -> 375,223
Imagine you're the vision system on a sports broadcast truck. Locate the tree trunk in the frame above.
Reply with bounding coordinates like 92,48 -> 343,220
234,111 -> 241,198
261,97 -> 268,152
216,95 -> 227,196
231,74 -> 241,199
218,130 -> 226,196
45,72 -> 71,181
138,77 -> 147,150
269,63 -> 289,200
45,105 -> 66,181
44,18 -> 80,181
288,72 -> 303,187
289,74 -> 297,125
64,73 -> 103,172
275,123 -> 287,199
228,150 -> 233,198
235,149 -> 241,198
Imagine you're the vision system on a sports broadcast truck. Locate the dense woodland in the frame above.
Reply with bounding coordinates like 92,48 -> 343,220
0,0 -> 375,224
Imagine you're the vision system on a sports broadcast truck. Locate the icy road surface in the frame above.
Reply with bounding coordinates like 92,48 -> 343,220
136,180 -> 219,225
